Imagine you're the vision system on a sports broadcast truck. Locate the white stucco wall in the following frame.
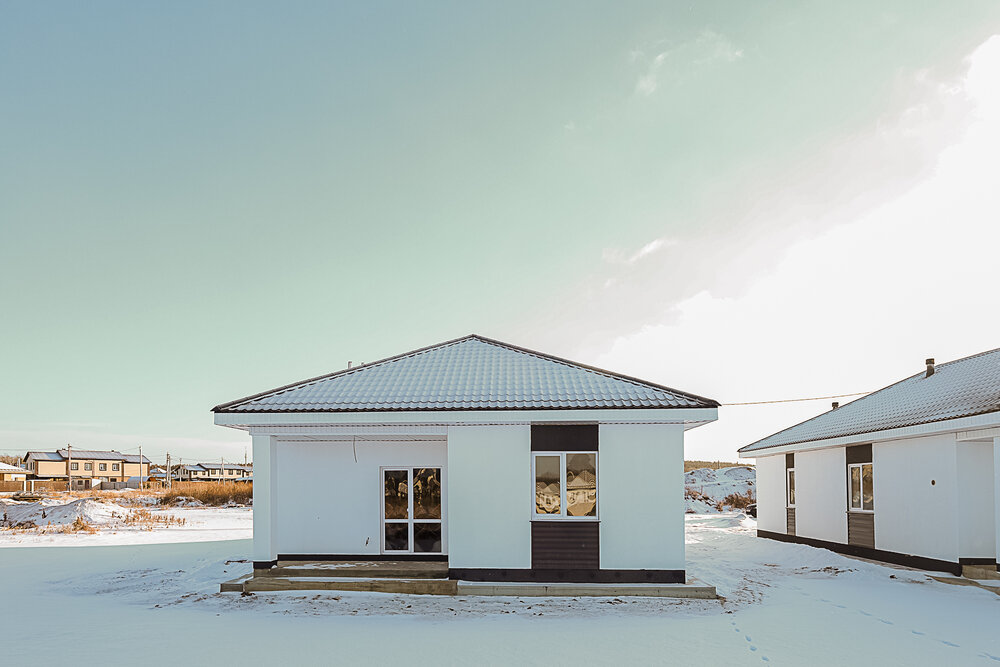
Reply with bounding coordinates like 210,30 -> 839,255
755,454 -> 787,534
252,434 -> 276,562
794,447 -> 847,544
956,441 -> 995,560
873,434 -> 959,562
272,440 -> 446,556
599,423 -> 684,570
447,425 -> 532,569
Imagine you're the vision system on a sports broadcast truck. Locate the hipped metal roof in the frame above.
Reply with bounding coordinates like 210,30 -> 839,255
213,334 -> 718,413
740,347 -> 1000,454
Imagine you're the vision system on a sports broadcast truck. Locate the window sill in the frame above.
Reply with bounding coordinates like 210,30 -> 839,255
531,517 -> 600,522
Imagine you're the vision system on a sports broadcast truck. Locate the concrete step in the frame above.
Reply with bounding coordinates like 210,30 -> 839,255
455,580 -> 718,599
243,576 -> 457,595
962,564 -> 1000,581
267,560 -> 449,579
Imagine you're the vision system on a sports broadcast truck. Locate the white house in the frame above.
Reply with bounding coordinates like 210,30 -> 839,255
213,334 -> 718,584
739,349 -> 1000,576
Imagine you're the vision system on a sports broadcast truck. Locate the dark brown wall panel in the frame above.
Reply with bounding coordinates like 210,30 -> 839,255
848,512 -> 875,548
531,425 -> 598,451
531,522 -> 599,569
846,444 -> 873,464
786,507 -> 796,536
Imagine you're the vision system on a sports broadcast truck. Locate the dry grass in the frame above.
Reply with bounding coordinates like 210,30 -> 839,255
160,482 -> 252,507
58,517 -> 99,534
684,460 -> 750,472
722,490 -> 756,510
119,508 -> 186,530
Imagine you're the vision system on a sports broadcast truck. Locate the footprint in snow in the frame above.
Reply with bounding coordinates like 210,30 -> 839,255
761,657 -> 770,662
878,619 -> 893,625
911,631 -> 925,636
745,636 -> 752,643
980,652 -> 1000,662
941,641 -> 960,648
834,604 -> 846,609
859,611 -> 872,617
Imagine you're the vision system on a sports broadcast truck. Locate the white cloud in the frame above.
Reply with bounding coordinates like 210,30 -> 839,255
595,35 -> 1000,461
602,237 -> 677,265
634,31 -> 743,96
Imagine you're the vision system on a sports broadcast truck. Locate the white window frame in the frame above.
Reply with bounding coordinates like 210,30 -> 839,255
70,462 -> 79,471
531,451 -> 599,521
379,467 -> 445,555
786,468 -> 796,508
848,462 -> 874,513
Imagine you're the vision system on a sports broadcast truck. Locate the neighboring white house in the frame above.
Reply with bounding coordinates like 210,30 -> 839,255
213,334 -> 719,583
739,349 -> 1000,576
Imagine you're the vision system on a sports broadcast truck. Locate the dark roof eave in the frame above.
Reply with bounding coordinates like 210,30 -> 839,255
215,403 -> 719,414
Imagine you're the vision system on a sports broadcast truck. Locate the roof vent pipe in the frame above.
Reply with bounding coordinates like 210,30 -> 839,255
925,358 -> 935,378
831,401 -> 839,410
347,361 -> 353,369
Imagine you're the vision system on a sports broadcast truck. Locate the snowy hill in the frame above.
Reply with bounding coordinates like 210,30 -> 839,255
685,466 -> 755,513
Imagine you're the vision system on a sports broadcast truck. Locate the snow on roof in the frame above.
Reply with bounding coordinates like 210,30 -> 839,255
0,462 -> 27,473
740,347 -> 1000,453
213,334 -> 718,413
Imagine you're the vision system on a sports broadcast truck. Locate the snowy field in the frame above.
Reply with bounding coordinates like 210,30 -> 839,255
2,509 -> 999,666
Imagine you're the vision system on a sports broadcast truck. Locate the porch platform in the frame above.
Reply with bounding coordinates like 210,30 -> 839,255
221,560 -> 716,598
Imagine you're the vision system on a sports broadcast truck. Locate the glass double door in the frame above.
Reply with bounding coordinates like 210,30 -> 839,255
382,467 -> 443,554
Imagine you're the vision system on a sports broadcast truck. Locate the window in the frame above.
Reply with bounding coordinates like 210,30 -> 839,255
849,463 -> 874,511
112,463 -> 120,471
84,463 -> 92,471
532,452 -> 597,519
786,469 -> 796,507
70,462 -> 79,471
228,469 -> 234,475
99,463 -> 107,471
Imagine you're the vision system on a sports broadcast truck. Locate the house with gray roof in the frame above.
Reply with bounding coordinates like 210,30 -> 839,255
214,334 -> 718,591
739,349 -> 1000,576
23,449 -> 151,489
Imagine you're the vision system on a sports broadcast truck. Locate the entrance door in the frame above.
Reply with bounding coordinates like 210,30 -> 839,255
382,467 -> 443,554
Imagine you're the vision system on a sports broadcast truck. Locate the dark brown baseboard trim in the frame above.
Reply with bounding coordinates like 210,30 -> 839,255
757,530 -> 962,575
449,568 -> 685,584
958,558 -> 995,566
253,560 -> 277,570
276,553 -> 449,562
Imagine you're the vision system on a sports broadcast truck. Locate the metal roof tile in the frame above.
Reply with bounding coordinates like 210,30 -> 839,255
740,348 -> 1000,453
214,334 -> 718,413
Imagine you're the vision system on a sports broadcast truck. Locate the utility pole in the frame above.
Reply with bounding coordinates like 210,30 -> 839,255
166,452 -> 171,490
67,443 -> 72,492
138,445 -> 142,490
221,455 -> 224,483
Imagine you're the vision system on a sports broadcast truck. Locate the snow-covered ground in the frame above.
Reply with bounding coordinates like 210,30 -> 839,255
686,466 -> 755,512
2,511 -> 998,665
0,497 -> 252,547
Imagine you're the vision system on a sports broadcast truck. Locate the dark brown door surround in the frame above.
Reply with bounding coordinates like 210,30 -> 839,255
846,445 -> 874,549
785,453 -> 796,535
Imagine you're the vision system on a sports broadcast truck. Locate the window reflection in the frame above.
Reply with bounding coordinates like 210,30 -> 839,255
384,470 -> 409,519
535,455 -> 561,514
850,466 -> 861,509
565,453 -> 597,517
862,463 -> 874,511
412,468 -> 441,519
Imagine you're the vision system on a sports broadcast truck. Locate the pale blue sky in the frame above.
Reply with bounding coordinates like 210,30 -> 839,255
2,2 -> 999,463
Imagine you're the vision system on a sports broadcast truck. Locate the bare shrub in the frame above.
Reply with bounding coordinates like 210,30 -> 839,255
118,509 -> 186,530
722,490 -> 756,509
